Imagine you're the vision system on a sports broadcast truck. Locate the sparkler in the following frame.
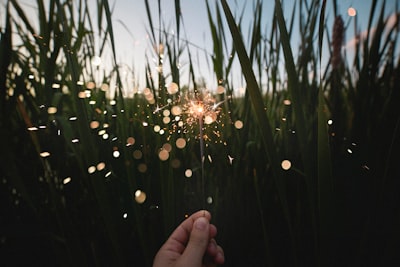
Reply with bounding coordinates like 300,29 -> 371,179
183,91 -> 223,209
151,86 -> 224,210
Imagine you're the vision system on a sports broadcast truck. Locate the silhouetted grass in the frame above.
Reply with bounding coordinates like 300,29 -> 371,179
1,0 -> 399,266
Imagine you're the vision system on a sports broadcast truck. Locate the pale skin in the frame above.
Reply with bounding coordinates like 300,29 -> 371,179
153,210 -> 225,267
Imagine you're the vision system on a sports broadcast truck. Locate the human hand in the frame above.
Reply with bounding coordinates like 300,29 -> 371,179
152,210 -> 225,267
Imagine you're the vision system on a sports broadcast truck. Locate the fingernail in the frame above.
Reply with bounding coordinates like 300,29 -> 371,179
194,217 -> 208,230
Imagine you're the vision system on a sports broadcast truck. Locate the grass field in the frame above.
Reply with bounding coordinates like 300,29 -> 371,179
1,0 -> 399,266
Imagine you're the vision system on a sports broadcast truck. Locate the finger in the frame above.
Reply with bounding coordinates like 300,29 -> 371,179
179,216 -> 211,265
206,239 -> 225,265
162,210 -> 211,254
214,244 -> 225,265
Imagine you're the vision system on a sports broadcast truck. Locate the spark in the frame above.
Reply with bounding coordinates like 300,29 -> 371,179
228,155 -> 234,165
153,104 -> 168,114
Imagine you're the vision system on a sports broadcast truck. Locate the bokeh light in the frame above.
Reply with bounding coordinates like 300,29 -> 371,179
126,137 -> 135,146
134,190 -> 146,204
167,82 -> 179,94
234,120 -> 243,129
96,162 -> 106,171
63,177 -> 72,184
281,160 -> 292,170
176,138 -> 186,149
348,7 -> 357,17
133,150 -> 143,159
158,149 -> 169,161
185,169 -> 193,178
88,165 -> 96,174
138,163 -> 147,173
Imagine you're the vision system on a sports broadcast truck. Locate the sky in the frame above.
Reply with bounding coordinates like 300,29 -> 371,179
108,0 -> 398,94
1,0 -> 399,95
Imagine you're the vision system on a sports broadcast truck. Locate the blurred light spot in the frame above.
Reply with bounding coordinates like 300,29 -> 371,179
133,150 -> 143,159
91,56 -> 102,66
176,138 -> 186,149
163,109 -> 170,117
7,88 -> 14,96
28,74 -> 35,79
138,163 -> 147,173
40,151 -> 50,158
348,7 -> 357,17
126,137 -> 135,146
185,169 -> 193,178
69,116 -> 77,121
113,150 -> 120,158
88,166 -> 96,174
96,162 -> 106,171
86,81 -> 96,89
123,213 -> 128,219
71,138 -> 79,143
134,190 -> 146,204
283,99 -> 292,105
101,83 -> 109,91
216,86 -> 225,94
102,133 -> 109,140
362,165 -> 370,171
163,116 -> 171,124
171,158 -> 181,168
171,105 -> 182,116
63,177 -> 71,184
281,160 -> 292,170
105,171 -> 112,178
77,81 -> 84,86
207,196 -> 213,204
62,85 -> 70,94
347,148 -> 353,154
328,119 -> 333,125
159,129 -> 165,135
158,149 -> 169,161
204,113 -> 217,124
234,120 -> 243,129
98,129 -> 106,136
142,122 -> 148,127
78,91 -> 86,98
167,82 -> 179,94
154,125 -> 161,132
90,121 -> 100,129
28,126 -> 38,131
162,143 -> 172,152
110,100 -> 116,105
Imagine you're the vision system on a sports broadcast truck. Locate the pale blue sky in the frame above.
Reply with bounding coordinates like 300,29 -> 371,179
1,0 -> 398,95
109,0 -> 398,94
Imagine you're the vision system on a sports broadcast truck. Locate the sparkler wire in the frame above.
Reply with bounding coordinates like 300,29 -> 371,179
199,116 -> 205,211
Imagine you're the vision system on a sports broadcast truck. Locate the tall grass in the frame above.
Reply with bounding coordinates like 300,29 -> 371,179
1,0 -> 399,266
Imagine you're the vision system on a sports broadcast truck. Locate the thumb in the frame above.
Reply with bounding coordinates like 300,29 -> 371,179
179,216 -> 210,265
